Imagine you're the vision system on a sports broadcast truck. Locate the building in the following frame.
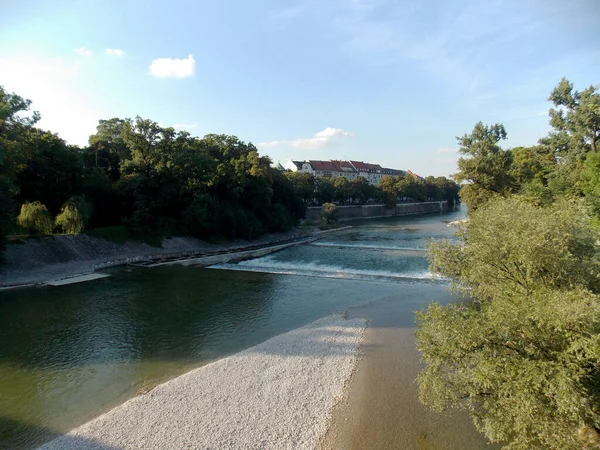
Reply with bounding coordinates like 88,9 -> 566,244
284,159 -> 407,186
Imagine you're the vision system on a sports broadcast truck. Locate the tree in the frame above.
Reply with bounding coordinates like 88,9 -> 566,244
55,196 -> 92,234
417,197 -> 600,449
546,78 -> 600,154
285,172 -> 316,205
17,201 -> 53,235
454,122 -> 514,210
321,202 -> 338,224
0,86 -> 41,257
378,175 -> 401,207
581,151 -> 600,217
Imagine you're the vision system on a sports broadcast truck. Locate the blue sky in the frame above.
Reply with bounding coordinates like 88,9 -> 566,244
1,0 -> 598,177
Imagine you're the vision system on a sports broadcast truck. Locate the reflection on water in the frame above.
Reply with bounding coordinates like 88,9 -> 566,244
0,209 -> 466,449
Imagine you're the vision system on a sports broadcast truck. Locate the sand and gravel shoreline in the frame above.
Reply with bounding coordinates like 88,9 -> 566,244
38,314 -> 366,450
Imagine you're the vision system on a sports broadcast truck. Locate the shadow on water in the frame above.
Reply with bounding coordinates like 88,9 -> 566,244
0,416 -> 122,450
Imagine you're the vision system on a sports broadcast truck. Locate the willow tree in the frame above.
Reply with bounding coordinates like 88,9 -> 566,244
17,201 -> 53,235
55,196 -> 92,235
417,198 -> 600,450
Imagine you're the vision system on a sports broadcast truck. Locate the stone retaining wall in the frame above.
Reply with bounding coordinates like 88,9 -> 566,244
305,201 -> 449,222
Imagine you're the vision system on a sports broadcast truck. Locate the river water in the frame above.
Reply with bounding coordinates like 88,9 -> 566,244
0,208 -> 474,449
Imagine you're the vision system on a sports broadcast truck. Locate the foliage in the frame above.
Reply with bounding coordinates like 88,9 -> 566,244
321,202 -> 338,224
418,197 -> 600,449
16,201 -> 53,235
453,122 -> 514,210
581,151 -> 600,216
55,196 -> 92,234
546,77 -> 600,154
0,86 -> 41,256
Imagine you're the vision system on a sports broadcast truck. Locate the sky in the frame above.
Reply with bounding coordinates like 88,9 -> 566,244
1,0 -> 598,177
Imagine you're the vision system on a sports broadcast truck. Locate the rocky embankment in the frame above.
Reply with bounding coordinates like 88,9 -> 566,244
0,229 -> 316,289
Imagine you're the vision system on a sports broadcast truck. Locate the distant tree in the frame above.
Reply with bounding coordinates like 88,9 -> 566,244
333,176 -> 351,204
55,196 -> 92,234
17,201 -> 53,235
348,177 -> 374,205
545,78 -> 600,154
285,172 -> 316,205
315,178 -> 336,204
454,122 -> 514,210
417,197 -> 600,450
321,202 -> 338,224
378,175 -> 401,207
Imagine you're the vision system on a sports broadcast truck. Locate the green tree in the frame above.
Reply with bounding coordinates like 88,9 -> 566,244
17,201 -> 53,235
546,78 -> 600,154
417,198 -> 600,449
55,196 -> 92,234
285,172 -> 316,205
454,122 -> 514,210
321,202 -> 338,224
378,175 -> 401,207
581,151 -> 600,217
0,86 -> 41,257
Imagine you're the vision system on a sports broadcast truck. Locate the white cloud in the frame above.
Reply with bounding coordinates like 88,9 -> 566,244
149,54 -> 195,78
73,47 -> 93,56
0,57 -> 101,146
258,127 -> 354,149
105,48 -> 124,56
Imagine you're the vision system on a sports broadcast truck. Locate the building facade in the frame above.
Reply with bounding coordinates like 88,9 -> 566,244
284,159 -> 407,186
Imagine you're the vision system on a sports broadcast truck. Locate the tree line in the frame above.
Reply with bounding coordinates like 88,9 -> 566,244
286,171 -> 459,207
0,85 -> 459,261
417,78 -> 600,449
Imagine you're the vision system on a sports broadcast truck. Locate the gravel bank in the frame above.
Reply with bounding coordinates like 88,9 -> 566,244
39,314 -> 366,450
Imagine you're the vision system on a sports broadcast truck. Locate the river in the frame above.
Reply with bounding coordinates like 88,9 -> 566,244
0,208 -> 488,449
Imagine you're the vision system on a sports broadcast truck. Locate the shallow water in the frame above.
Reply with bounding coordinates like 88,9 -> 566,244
0,208 -> 467,449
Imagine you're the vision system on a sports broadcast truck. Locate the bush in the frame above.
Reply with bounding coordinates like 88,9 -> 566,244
55,196 -> 92,234
321,202 -> 338,224
16,201 -> 53,235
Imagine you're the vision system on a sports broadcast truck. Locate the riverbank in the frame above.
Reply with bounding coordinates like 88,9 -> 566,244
321,298 -> 498,450
0,228 -> 334,289
39,314 -> 366,450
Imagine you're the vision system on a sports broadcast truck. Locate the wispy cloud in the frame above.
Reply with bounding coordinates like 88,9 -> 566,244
73,47 -> 93,56
266,0 -> 547,93
149,54 -> 195,78
258,127 -> 354,149
105,48 -> 124,56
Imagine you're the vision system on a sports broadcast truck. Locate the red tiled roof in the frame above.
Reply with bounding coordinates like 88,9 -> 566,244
309,160 -> 340,171
349,161 -> 382,172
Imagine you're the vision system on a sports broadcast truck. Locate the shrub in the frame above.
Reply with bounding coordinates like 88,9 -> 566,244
321,202 -> 338,224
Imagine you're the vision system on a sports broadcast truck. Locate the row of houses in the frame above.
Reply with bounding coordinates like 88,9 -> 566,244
282,159 -> 421,186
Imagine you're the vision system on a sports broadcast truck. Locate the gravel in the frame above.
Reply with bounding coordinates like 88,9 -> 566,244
38,314 -> 366,450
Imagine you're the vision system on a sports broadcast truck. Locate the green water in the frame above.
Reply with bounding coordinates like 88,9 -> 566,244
0,209 -> 465,449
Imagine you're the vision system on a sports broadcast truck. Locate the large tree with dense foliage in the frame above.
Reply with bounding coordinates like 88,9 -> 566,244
0,86 -> 41,256
417,197 -> 600,450
453,122 -> 514,210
